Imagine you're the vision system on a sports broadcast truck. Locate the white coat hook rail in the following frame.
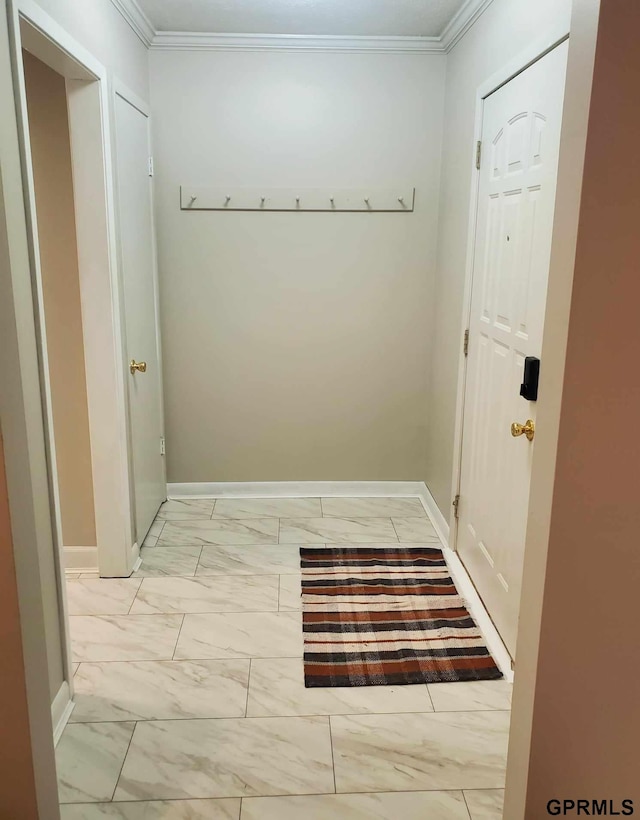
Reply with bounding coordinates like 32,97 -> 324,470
180,186 -> 415,212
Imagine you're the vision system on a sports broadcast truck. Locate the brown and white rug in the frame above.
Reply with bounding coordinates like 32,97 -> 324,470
301,545 -> 503,687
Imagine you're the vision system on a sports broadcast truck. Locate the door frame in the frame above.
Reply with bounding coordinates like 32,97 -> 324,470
448,22 -> 571,551
8,0 -> 138,578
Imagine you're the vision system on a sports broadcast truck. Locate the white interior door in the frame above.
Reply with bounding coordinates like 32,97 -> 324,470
114,91 -> 166,545
457,42 -> 568,657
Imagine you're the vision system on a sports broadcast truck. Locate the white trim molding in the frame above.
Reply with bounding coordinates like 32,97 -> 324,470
63,546 -> 99,572
51,681 -> 74,746
110,0 -> 494,53
168,481 -> 450,548
110,0 -> 154,47
442,545 -> 513,679
439,0 -> 495,52
416,483 -> 451,548
167,482 -> 451,547
168,480 -> 429,499
150,32 -> 442,54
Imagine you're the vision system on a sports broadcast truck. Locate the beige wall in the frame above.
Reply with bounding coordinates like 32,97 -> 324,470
23,51 -> 96,549
507,0 -> 640,812
425,0 -> 573,516
150,49 -> 446,482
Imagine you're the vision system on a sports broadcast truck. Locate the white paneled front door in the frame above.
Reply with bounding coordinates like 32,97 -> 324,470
457,42 -> 568,657
114,91 -> 166,545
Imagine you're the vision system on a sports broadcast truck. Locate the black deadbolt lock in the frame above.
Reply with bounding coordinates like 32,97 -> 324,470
520,356 -> 540,401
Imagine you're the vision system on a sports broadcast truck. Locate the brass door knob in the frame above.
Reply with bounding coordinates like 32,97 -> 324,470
130,360 -> 147,375
511,419 -> 535,441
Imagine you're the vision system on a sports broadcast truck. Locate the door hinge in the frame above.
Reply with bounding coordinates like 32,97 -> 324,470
475,140 -> 482,170
160,436 -> 165,456
148,156 -> 154,176
452,494 -> 460,520
463,328 -> 470,357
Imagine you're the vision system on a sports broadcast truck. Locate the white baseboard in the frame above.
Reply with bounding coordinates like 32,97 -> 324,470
443,545 -> 514,680
416,483 -> 451,547
51,680 -> 74,746
130,541 -> 141,574
167,481 -> 429,499
64,545 -> 98,572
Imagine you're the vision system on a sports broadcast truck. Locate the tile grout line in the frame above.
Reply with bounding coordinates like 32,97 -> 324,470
194,544 -> 204,576
424,683 -> 436,712
461,789 -> 474,820
61,786 -> 506,808
109,720 -> 138,803
64,708 -> 511,727
171,613 -> 186,660
69,605 -> 298,620
327,715 -> 338,795
126,578 -> 144,615
244,658 -> 252,718
68,653 -> 303,666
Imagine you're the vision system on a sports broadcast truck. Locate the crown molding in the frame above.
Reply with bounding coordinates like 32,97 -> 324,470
149,32 -> 443,53
111,0 -> 494,54
110,0 -> 155,47
440,0 -> 495,53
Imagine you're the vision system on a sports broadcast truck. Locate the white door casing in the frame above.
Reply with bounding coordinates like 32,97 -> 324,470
114,90 -> 166,545
457,42 -> 569,657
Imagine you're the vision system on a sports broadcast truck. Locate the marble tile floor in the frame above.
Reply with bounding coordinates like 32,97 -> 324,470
61,497 -> 509,819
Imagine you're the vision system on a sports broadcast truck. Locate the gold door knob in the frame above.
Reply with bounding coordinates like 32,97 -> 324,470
130,360 -> 147,375
511,419 -> 535,441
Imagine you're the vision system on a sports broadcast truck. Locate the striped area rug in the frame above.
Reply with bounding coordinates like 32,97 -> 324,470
301,545 -> 503,687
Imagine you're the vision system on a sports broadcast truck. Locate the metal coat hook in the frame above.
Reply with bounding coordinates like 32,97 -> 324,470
181,186 -> 415,212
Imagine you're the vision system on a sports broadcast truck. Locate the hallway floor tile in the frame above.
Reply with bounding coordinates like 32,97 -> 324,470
71,659 -> 250,722
113,716 -> 334,801
59,496 -> 510,818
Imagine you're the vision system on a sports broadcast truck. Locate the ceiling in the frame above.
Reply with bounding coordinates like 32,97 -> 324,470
134,0 -> 468,38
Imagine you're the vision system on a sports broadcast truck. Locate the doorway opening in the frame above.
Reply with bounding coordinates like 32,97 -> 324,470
12,6 -> 141,588
22,50 -> 97,574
